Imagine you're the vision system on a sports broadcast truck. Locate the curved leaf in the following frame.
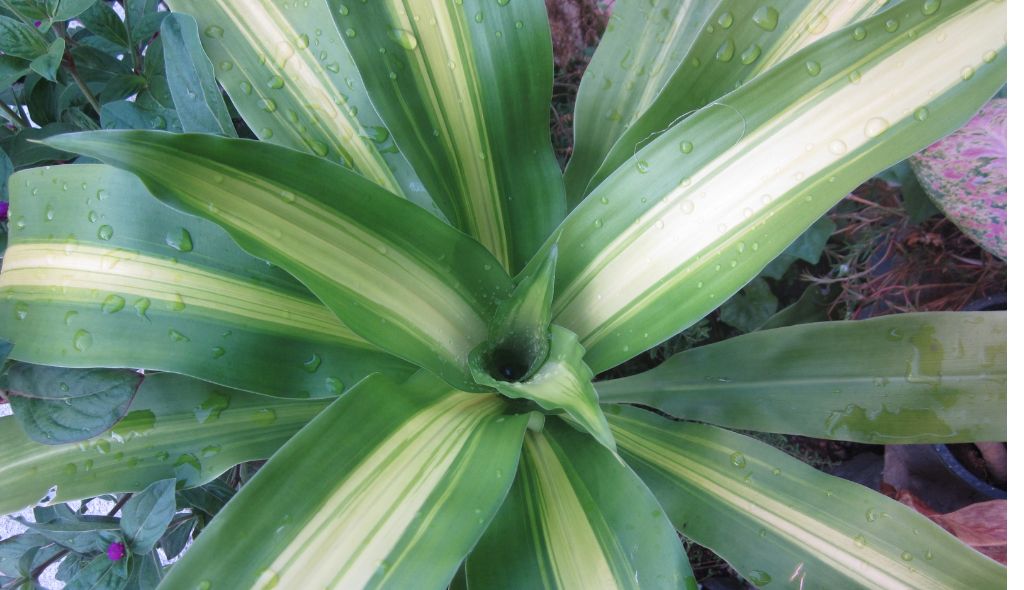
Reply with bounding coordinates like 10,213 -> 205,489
42,133 -> 510,390
0,164 -> 413,398
163,0 -> 436,214
331,0 -> 565,272
0,372 -> 330,516
466,420 -> 694,589
563,0 -> 720,205
160,12 -> 237,136
159,371 -> 529,590
532,0 -> 1006,373
610,406 -> 1006,589
580,0 -> 887,200
598,312 -> 1007,444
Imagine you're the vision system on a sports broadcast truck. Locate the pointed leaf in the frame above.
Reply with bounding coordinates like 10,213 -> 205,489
534,0 -> 1006,373
598,312 -> 1006,444
466,419 -> 695,589
472,325 -> 614,452
43,132 -> 512,390
580,0 -> 888,199
77,1 -> 130,49
1,164 -> 413,398
159,372 -> 529,590
331,0 -> 565,271
63,553 -> 128,590
0,14 -> 49,59
160,13 -> 236,136
28,37 -> 64,82
163,0 -> 435,214
119,478 -> 176,554
563,0 -> 719,204
0,372 -> 330,515
609,406 -> 1006,589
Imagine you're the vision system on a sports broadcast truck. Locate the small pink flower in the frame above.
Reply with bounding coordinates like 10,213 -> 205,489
0,201 -> 8,221
33,20 -> 41,27
107,542 -> 126,561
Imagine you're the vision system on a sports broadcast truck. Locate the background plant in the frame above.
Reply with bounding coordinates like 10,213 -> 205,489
0,0 -> 1008,589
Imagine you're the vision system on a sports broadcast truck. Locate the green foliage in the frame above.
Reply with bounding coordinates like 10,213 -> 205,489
0,1 -> 1007,589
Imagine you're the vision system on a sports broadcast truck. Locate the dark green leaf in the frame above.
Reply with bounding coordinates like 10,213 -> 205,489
128,10 -> 164,44
0,123 -> 76,167
6,363 -> 144,400
64,553 -> 128,590
28,37 -> 63,81
78,2 -> 129,49
7,365 -> 141,444
1,146 -> 11,199
160,13 -> 235,136
177,478 -> 233,517
17,516 -> 121,554
761,216 -> 836,279
760,285 -> 832,331
119,478 -> 176,554
124,551 -> 161,589
719,277 -> 778,332
47,0 -> 97,21
139,37 -> 172,108
0,54 -> 31,88
95,74 -> 147,103
2,0 -> 48,22
100,99 -> 181,131
55,552 -> 84,582
158,517 -> 195,560
0,533 -> 48,578
0,15 -> 48,59
882,160 -> 941,223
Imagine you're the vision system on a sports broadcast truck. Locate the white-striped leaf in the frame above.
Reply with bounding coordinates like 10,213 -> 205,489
597,312 -> 1007,444
159,371 -> 530,590
534,0 -> 1006,373
0,164 -> 414,397
330,0 -> 565,272
609,406 -> 1006,589
579,0 -> 888,199
43,132 -> 513,391
465,419 -> 695,589
563,0 -> 721,204
0,372 -> 329,515
163,0 -> 438,214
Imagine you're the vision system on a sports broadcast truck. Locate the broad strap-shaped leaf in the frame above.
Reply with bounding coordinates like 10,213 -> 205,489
534,0 -> 1006,373
581,0 -> 888,198
331,0 -> 565,272
43,132 -> 512,391
159,371 -> 529,590
562,0 -> 720,205
0,372 -> 330,516
465,420 -> 695,589
163,0 -> 436,215
0,164 -> 413,398
598,312 -> 1007,444
473,325 -> 614,452
160,12 -> 237,136
609,406 -> 1006,589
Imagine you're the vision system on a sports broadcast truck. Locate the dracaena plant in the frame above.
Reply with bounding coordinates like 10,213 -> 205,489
0,0 -> 1007,588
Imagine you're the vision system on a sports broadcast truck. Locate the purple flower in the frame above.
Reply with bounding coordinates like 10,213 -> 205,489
33,20 -> 41,27
107,542 -> 126,561
0,201 -> 8,221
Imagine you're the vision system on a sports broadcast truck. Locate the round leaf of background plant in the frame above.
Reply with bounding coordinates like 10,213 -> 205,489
910,98 -> 1006,259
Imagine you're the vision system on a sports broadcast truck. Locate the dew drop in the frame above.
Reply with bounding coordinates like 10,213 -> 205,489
388,28 -> 418,50
169,329 -> 190,342
279,190 -> 297,203
730,451 -> 747,468
345,28 -> 356,38
260,98 -> 278,112
679,140 -> 694,154
884,18 -> 899,32
326,377 -> 345,393
204,25 -> 224,38
922,0 -> 941,15
961,66 -> 975,80
716,39 -> 735,62
828,139 -> 848,155
636,159 -> 650,174
296,33 -> 310,49
303,353 -> 322,373
73,329 -> 93,352
97,225 -> 114,240
740,44 -> 761,65
848,69 -> 862,84
901,551 -> 914,561
747,570 -> 772,586
102,294 -> 125,314
852,26 -> 867,41
240,81 -> 253,95
854,534 -> 867,547
337,4 -> 350,16
211,346 -> 226,359
805,60 -> 821,76
982,49 -> 997,63
266,75 -> 285,89
717,11 -> 734,28
133,297 -> 151,318
752,6 -> 779,31
165,228 -> 194,252
864,117 -> 889,138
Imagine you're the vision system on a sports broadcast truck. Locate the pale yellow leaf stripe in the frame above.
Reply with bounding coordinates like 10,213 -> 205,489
523,431 -> 621,589
0,242 -> 369,348
166,0 -> 403,194
613,420 -> 949,590
265,393 -> 505,588
555,1 -> 1005,348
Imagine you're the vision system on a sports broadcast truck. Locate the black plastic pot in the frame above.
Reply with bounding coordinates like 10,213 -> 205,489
932,444 -> 1006,502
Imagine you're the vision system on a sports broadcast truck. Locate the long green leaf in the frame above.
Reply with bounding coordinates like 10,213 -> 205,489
163,0 -> 437,214
534,0 -> 1006,373
331,0 -> 565,272
42,132 -> 512,391
562,0 -> 720,204
160,12 -> 237,136
465,419 -> 695,589
609,406 -> 1006,589
598,312 -> 1007,443
577,0 -> 887,200
0,164 -> 413,398
0,372 -> 329,516
159,371 -> 529,590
